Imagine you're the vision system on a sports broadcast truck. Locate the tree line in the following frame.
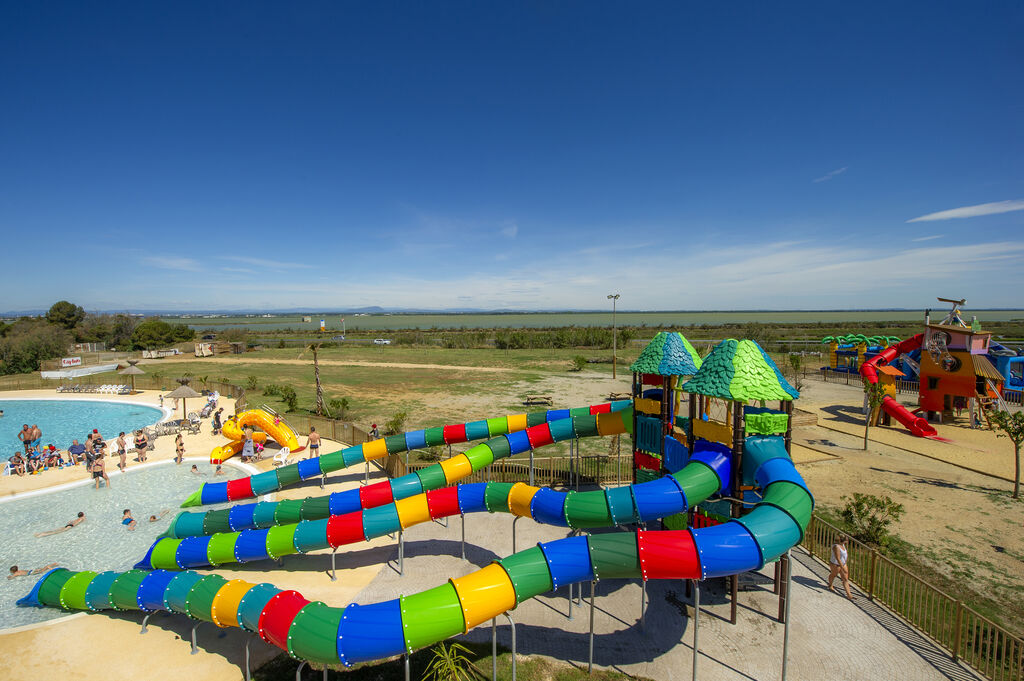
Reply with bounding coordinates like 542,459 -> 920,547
0,301 -> 195,375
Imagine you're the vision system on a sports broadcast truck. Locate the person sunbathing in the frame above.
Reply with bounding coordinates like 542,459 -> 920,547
35,512 -> 85,537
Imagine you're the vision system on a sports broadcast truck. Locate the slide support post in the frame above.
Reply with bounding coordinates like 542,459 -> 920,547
781,549 -> 792,681
363,461 -> 369,485
404,653 -> 410,681
692,579 -> 700,681
505,612 -> 517,681
778,554 -> 788,622
640,579 -> 647,630
295,660 -> 307,681
398,529 -> 404,576
461,514 -> 466,560
512,516 -> 521,553
567,583 -> 574,620
191,621 -> 203,655
588,580 -> 596,673
529,448 -> 534,486
320,473 -> 325,490
491,618 -> 497,681
329,547 -> 338,582
140,613 -> 152,634
245,635 -> 253,681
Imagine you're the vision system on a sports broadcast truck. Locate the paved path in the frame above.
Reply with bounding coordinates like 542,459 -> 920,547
354,501 -> 984,681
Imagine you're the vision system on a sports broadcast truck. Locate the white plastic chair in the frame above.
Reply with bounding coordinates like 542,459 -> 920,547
272,448 -> 292,467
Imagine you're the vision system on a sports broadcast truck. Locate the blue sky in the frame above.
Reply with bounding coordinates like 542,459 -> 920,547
2,2 -> 1022,312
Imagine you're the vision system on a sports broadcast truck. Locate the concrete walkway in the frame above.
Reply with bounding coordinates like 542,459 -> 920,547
355,500 -> 984,681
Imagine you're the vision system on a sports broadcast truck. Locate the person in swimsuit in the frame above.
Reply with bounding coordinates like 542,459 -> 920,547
190,464 -> 202,475
305,427 -> 321,460
8,563 -> 60,579
174,434 -> 185,464
828,534 -> 854,599
148,509 -> 171,522
92,453 -> 110,489
116,432 -> 127,472
122,509 -> 136,530
30,425 -> 42,453
240,427 -> 255,462
35,512 -> 85,537
214,464 -> 225,475
18,425 -> 32,454
9,452 -> 26,476
134,430 -> 148,463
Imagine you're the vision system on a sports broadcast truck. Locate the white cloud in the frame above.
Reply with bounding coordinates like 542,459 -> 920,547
223,256 -> 314,270
813,167 -> 848,183
500,222 -> 518,238
907,199 -> 1024,223
911,235 -> 944,242
143,256 -> 201,271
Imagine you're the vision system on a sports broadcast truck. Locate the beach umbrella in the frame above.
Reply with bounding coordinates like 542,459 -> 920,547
164,379 -> 203,420
118,360 -> 145,394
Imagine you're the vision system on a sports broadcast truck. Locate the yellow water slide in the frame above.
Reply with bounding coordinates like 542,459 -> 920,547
212,409 -> 303,463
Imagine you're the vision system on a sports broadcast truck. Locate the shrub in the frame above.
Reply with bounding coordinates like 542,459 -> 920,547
279,386 -> 298,412
570,355 -> 588,372
384,410 -> 408,435
840,493 -> 905,546
246,375 -> 259,390
328,397 -> 350,420
422,641 -> 478,681
263,384 -> 281,396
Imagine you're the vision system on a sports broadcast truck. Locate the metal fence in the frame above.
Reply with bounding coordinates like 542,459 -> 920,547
397,452 -> 631,488
804,515 -> 1023,681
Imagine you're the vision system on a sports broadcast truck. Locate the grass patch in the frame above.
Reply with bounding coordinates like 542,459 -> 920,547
253,642 -> 653,681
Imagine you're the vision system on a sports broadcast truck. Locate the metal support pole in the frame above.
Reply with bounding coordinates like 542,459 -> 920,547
320,473 -> 326,490
323,667 -> 328,681
588,580 -> 596,673
491,618 -> 498,681
567,583 -> 574,620
329,547 -> 338,581
404,653 -> 410,681
461,513 -> 466,560
781,550 -> 792,681
529,448 -> 534,486
512,516 -> 521,553
640,579 -> 647,630
140,613 -> 152,634
398,529 -> 404,576
245,635 -> 253,681
363,460 -> 369,485
505,612 -> 517,681
295,660 -> 307,681
692,579 -> 700,681
191,621 -> 203,654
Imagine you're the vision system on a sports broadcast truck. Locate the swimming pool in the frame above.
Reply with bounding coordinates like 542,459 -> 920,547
0,459 -> 252,629
0,398 -> 166,455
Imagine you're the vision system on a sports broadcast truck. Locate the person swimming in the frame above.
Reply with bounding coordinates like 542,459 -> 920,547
122,509 -> 137,530
34,512 -> 85,537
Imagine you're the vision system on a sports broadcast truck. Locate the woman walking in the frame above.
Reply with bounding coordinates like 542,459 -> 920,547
92,453 -> 110,489
827,535 -> 854,599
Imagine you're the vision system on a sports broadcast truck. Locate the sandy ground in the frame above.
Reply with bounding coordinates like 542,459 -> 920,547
0,388 -> 393,681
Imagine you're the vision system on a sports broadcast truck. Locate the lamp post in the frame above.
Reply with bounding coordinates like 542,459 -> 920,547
607,294 -> 620,379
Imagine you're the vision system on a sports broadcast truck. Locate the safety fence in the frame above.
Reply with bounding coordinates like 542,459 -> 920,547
398,453 -> 632,488
804,515 -> 1023,681
813,367 -> 921,394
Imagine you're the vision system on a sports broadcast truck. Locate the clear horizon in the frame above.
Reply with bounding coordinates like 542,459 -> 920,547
2,3 -> 1022,311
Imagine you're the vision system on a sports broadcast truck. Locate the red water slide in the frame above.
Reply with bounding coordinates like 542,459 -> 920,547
859,333 -> 939,439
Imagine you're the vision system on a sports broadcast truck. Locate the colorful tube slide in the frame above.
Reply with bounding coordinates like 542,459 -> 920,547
172,405 -> 633,538
186,401 -> 632,507
859,333 -> 938,439
19,434 -> 811,667
213,410 -> 303,464
134,432 -> 732,570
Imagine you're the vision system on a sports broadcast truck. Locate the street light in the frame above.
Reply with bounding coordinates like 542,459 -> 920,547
607,294 -> 620,379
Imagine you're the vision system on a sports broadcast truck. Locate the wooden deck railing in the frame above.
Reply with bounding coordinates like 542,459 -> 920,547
805,516 -> 1023,681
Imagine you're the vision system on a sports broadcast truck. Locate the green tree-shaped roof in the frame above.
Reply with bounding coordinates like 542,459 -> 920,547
681,339 -> 799,401
629,332 -> 702,376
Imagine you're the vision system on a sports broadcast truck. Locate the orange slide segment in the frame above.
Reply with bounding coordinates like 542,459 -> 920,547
859,333 -> 938,439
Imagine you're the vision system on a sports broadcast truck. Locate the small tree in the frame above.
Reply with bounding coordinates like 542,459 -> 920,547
384,410 -> 408,435
570,355 -> 587,372
246,375 -> 259,390
840,492 -> 905,546
328,397 -> 350,420
279,386 -> 298,412
990,410 -> 1024,499
862,379 -> 888,450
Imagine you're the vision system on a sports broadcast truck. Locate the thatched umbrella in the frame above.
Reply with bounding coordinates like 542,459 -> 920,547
164,378 -> 203,421
118,360 -> 146,394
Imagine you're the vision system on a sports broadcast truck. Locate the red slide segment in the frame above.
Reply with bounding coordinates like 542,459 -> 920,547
859,334 -> 939,439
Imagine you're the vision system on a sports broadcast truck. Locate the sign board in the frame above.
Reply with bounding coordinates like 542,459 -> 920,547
320,319 -> 326,331
61,357 -> 82,368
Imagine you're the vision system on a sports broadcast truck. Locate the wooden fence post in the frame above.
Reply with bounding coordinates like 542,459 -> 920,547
868,550 -> 878,601
953,600 -> 964,662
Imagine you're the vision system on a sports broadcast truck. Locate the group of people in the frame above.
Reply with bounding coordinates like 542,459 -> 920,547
7,425 -> 153,487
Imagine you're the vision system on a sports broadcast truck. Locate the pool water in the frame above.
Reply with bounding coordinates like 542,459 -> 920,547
0,460 -> 249,629
0,399 -> 165,455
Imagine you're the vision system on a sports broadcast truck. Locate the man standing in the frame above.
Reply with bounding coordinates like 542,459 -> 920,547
18,425 -> 32,454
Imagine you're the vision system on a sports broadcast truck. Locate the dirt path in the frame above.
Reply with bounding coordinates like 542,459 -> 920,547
139,356 -> 516,373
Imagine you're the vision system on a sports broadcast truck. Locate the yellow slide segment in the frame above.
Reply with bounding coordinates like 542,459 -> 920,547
212,409 -> 302,463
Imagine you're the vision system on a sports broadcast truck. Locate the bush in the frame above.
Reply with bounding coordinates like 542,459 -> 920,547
384,410 -> 408,435
840,493 -> 905,546
263,384 -> 282,396
246,375 -> 259,390
0,320 -> 73,375
570,355 -> 588,372
277,339 -> 286,349
328,397 -> 350,420
279,386 -> 298,412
